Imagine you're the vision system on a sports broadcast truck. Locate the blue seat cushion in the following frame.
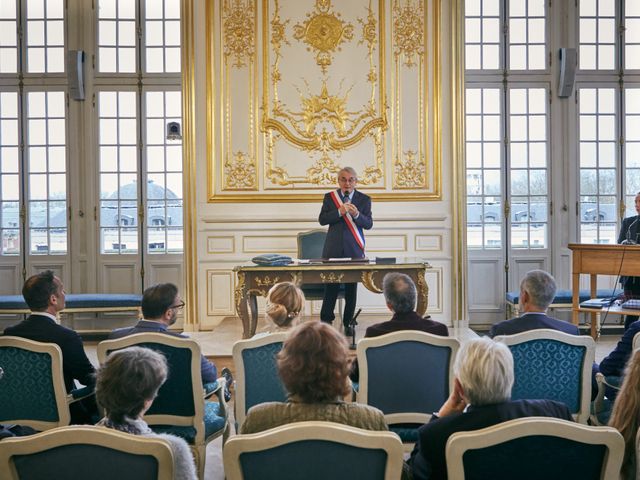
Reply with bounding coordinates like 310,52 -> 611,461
65,294 -> 142,308
506,289 -> 616,305
150,402 -> 225,443
0,295 -> 29,309
0,293 -> 142,310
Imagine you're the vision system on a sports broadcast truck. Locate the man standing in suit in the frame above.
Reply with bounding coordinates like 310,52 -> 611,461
618,191 -> 640,330
3,270 -> 97,423
319,167 -> 373,336
409,338 -> 573,480
489,270 -> 579,337
350,272 -> 448,381
109,283 -> 220,386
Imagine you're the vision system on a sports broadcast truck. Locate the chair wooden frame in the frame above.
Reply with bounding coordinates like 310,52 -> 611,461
494,328 -> 595,424
356,331 -> 460,451
445,417 -> 624,480
0,336 -> 72,430
223,421 -> 404,480
0,425 -> 174,480
97,333 -> 228,479
232,332 -> 288,431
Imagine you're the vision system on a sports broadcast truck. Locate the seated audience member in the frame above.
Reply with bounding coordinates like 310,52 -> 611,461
242,321 -> 413,480
3,270 -> 97,424
241,321 -> 386,433
109,283 -> 221,385
96,347 -> 197,480
409,337 -> 573,480
254,282 -> 305,337
489,269 -> 579,337
595,312 -> 640,403
609,349 -> 640,480
351,272 -> 448,381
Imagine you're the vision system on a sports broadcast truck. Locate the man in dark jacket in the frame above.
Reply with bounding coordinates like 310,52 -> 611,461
109,282 -> 218,384
409,337 -> 573,480
3,270 -> 97,423
318,167 -> 373,336
489,270 -> 579,337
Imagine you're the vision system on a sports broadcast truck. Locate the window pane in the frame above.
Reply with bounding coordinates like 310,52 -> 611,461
144,90 -> 183,254
579,0 -> 616,70
26,0 -> 65,73
99,91 -> 139,254
98,0 -> 137,73
26,91 -> 67,254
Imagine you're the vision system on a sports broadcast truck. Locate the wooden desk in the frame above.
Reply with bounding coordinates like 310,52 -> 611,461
233,259 -> 431,338
569,243 -> 640,338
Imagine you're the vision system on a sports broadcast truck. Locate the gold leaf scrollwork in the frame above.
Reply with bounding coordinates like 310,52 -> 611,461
293,0 -> 354,73
394,150 -> 426,188
320,272 -> 344,283
361,271 -> 383,293
392,0 -> 424,68
222,0 -> 256,68
234,272 -> 246,315
224,152 -> 257,190
255,275 -> 280,287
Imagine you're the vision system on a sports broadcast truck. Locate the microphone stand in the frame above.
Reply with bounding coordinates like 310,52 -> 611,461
349,308 -> 362,350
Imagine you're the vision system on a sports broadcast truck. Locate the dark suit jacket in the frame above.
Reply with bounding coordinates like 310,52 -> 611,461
350,311 -> 448,382
618,215 -> 640,290
489,312 -> 580,338
109,319 -> 217,383
365,311 -> 449,338
3,314 -> 96,392
599,319 -> 640,377
319,189 -> 373,258
410,399 -> 574,480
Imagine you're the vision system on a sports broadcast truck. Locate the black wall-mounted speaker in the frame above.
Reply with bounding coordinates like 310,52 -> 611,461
558,48 -> 577,98
67,50 -> 85,101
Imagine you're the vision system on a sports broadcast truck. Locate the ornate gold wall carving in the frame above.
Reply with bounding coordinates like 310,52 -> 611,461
207,0 -> 441,201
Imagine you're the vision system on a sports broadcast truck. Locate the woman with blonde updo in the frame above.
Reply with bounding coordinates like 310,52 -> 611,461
261,282 -> 305,334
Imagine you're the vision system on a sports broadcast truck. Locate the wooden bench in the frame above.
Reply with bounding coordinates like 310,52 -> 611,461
505,289 -> 617,318
0,294 -> 142,330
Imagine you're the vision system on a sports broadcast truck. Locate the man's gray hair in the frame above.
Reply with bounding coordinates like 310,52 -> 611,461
454,337 -> 514,405
338,166 -> 358,179
520,270 -> 556,310
383,272 -> 416,313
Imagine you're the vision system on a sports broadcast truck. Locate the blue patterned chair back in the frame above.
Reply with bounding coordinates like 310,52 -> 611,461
232,333 -> 288,430
0,337 -> 69,429
296,229 -> 340,301
494,329 -> 595,424
134,342 -> 195,417
356,331 -> 460,446
242,341 -> 287,411
365,341 -> 452,414
446,417 -> 624,480
223,421 -> 404,480
297,229 -> 327,259
0,426 -> 174,480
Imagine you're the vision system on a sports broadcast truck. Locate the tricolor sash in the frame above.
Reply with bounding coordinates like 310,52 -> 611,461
330,190 -> 365,253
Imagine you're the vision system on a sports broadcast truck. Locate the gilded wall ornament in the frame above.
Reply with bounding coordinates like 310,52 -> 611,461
223,0 -> 256,68
293,0 -> 354,73
394,150 -> 426,188
224,152 -> 258,190
320,272 -> 344,283
392,0 -> 424,67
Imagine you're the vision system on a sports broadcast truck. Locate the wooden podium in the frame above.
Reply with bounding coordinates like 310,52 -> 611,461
569,243 -> 640,338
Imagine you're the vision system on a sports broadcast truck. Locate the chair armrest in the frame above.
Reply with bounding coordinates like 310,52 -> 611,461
204,380 -> 221,400
67,385 -> 95,403
601,375 -> 622,390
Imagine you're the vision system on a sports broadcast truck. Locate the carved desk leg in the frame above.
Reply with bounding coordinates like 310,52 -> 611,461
248,294 -> 258,337
234,272 -> 251,339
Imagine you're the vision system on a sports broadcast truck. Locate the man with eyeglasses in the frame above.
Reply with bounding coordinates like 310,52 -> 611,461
109,283 -> 221,387
319,167 -> 373,336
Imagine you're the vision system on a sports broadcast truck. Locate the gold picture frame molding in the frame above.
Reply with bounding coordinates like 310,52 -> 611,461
206,0 -> 442,202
